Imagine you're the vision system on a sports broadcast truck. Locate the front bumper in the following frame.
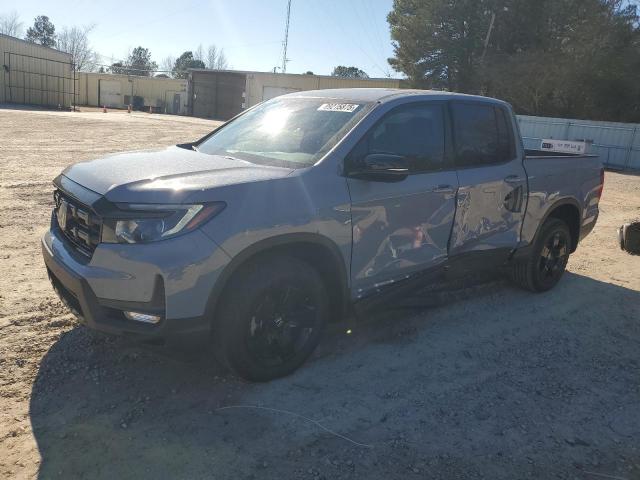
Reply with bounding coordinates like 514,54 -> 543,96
42,225 -> 230,340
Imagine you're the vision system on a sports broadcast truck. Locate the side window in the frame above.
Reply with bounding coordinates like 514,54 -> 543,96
452,102 -> 509,167
349,104 -> 447,173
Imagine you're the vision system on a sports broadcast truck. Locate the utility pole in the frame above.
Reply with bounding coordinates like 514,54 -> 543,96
480,11 -> 496,63
281,0 -> 292,73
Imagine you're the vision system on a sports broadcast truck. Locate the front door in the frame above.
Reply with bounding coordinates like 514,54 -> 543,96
346,102 -> 458,299
448,101 -> 527,259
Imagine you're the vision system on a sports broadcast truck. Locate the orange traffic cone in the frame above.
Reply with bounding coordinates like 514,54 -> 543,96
127,104 -> 132,113
103,105 -> 107,113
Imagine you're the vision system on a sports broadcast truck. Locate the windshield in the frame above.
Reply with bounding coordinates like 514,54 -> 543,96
196,97 -> 372,168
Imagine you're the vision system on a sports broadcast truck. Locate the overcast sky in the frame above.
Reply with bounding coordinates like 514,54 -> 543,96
9,0 -> 398,77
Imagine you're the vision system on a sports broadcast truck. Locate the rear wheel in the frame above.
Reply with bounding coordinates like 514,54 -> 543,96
213,254 -> 329,381
510,218 -> 571,292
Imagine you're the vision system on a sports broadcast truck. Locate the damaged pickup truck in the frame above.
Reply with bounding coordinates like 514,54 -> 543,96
42,89 -> 604,381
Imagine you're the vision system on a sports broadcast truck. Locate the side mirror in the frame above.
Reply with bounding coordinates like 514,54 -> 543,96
348,153 -> 409,182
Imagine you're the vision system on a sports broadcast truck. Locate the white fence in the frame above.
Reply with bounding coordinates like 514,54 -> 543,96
517,115 -> 640,170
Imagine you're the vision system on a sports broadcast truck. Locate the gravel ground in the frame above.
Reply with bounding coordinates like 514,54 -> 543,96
1,106 -> 639,480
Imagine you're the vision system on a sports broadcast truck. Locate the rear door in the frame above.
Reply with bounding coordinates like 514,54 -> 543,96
191,72 -> 246,120
99,80 -> 122,108
346,102 -> 459,298
449,101 -> 527,259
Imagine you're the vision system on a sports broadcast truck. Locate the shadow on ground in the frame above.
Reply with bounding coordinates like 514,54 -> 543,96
30,273 -> 640,479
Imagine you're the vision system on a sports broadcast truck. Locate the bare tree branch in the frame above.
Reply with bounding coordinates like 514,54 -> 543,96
57,25 -> 97,72
160,56 -> 175,76
194,44 -> 204,62
0,10 -> 23,37
206,44 -> 228,70
215,48 -> 228,70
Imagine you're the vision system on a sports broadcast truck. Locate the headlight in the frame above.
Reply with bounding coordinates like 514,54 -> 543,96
101,202 -> 226,244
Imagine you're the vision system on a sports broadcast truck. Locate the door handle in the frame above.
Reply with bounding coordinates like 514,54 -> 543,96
505,175 -> 525,184
431,184 -> 455,193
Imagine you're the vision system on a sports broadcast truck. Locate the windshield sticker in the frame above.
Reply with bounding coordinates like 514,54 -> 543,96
317,103 -> 360,113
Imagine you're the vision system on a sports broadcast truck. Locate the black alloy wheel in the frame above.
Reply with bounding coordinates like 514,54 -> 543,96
246,283 -> 319,368
214,254 -> 329,382
537,229 -> 569,288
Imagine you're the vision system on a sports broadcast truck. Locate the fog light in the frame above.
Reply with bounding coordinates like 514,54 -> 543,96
124,311 -> 161,324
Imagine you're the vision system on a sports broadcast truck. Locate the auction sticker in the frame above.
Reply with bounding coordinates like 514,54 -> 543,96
317,103 -> 360,113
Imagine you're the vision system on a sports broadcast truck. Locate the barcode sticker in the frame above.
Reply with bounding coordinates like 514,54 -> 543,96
317,103 -> 360,113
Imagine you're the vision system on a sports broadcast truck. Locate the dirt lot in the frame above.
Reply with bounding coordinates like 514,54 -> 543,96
1,106 -> 639,480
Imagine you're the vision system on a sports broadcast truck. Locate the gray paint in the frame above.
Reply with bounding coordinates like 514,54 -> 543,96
520,154 -> 602,247
44,88 -> 602,327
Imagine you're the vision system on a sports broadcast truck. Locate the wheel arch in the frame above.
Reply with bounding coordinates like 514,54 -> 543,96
535,198 -> 582,252
206,233 -> 350,326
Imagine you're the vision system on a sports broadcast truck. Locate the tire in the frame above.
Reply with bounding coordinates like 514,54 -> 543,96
213,254 -> 329,382
619,225 -> 626,250
510,218 -> 572,292
620,223 -> 640,255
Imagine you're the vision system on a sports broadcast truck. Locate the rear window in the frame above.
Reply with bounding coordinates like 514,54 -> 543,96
452,102 -> 514,167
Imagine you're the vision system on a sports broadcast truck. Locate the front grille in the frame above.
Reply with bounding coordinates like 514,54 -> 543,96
53,190 -> 102,256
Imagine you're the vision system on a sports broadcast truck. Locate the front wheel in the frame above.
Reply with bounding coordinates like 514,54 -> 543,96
213,254 -> 329,382
510,218 -> 571,292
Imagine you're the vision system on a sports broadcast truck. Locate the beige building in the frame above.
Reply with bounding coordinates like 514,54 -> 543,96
189,69 -> 403,120
0,33 -> 74,107
1,37 -> 403,119
77,72 -> 188,114
0,33 -> 187,113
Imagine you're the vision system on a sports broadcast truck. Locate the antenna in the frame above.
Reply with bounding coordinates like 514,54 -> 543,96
281,0 -> 292,73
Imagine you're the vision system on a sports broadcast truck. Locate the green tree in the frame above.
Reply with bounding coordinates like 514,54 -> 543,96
109,62 -> 125,74
173,51 -> 205,79
387,0 -> 490,90
387,0 -> 640,122
124,46 -> 158,76
480,0 -> 640,121
331,65 -> 369,78
25,15 -> 56,47
109,47 -> 158,76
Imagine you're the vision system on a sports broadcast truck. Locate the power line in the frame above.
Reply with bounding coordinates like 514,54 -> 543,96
349,0 -> 381,62
361,0 -> 387,55
350,1 -> 392,77
95,4 -> 204,41
92,63 -> 172,74
320,0 -> 388,75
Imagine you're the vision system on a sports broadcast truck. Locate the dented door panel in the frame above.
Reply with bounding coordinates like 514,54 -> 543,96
449,162 -> 526,255
348,171 -> 458,299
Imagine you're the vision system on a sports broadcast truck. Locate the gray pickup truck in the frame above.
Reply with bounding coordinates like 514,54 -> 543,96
42,89 -> 604,380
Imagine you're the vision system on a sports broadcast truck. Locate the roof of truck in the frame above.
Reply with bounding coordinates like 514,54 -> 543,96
287,88 -> 508,106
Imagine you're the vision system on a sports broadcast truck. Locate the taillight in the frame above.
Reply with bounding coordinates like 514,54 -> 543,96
597,167 -> 605,199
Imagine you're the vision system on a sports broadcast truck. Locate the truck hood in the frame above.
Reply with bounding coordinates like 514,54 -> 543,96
59,146 -> 294,203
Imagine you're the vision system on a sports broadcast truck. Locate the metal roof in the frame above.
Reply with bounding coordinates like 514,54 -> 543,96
188,68 -> 400,83
0,32 -> 72,58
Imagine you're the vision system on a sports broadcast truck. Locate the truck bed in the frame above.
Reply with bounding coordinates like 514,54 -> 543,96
525,149 -> 598,159
519,150 -> 602,248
